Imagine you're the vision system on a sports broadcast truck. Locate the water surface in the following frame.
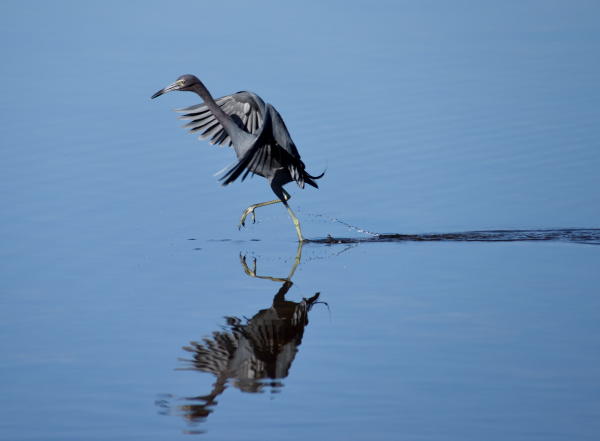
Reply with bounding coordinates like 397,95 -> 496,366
1,1 -> 599,440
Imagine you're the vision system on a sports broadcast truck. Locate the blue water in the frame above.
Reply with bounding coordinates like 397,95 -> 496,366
1,1 -> 600,440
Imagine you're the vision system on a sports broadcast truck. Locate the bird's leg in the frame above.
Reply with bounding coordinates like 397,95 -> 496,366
286,205 -> 304,242
238,191 -> 291,229
239,199 -> 285,229
269,181 -> 305,242
278,192 -> 305,242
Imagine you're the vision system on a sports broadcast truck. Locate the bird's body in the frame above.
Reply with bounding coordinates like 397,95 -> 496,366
151,75 -> 322,241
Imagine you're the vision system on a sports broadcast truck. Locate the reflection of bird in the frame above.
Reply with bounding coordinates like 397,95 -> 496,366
151,75 -> 323,241
178,284 -> 320,422
187,284 -> 320,387
171,243 -> 323,424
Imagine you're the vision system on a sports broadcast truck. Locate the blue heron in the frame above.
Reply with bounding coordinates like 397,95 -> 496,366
151,74 -> 323,241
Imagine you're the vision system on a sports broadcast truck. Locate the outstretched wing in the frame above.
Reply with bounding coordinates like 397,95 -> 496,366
175,91 -> 265,147
220,104 -> 312,188
177,92 -> 321,189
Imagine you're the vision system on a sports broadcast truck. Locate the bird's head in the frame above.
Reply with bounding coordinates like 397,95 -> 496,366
151,74 -> 200,99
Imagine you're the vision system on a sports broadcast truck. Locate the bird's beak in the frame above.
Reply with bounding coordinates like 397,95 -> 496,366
151,81 -> 181,99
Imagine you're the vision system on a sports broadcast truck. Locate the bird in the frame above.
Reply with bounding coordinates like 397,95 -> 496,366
151,74 -> 323,241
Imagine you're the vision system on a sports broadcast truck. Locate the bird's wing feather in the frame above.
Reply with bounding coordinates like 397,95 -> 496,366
175,91 -> 265,147
177,92 -> 312,189
220,104 -> 308,188
219,103 -> 272,186
267,105 -> 301,159
266,105 -> 308,186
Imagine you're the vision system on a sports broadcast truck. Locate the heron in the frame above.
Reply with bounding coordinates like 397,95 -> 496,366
151,74 -> 323,241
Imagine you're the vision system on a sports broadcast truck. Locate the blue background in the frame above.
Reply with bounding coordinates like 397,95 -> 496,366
1,1 -> 599,440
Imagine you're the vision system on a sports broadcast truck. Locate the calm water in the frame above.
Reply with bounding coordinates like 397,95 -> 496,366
2,1 -> 600,440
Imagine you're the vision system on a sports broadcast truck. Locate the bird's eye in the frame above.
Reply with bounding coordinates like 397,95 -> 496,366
178,80 -> 185,87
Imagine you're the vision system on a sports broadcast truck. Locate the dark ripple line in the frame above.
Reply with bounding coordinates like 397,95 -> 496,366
306,229 -> 600,245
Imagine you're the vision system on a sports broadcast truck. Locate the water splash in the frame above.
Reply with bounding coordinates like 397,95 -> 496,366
307,213 -> 379,236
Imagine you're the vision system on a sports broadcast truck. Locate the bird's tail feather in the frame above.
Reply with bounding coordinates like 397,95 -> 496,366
302,168 -> 325,189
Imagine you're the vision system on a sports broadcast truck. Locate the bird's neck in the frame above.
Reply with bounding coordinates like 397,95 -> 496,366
191,82 -> 247,146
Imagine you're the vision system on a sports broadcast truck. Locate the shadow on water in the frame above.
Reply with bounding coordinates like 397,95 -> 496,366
157,244 -> 323,434
305,228 -> 600,245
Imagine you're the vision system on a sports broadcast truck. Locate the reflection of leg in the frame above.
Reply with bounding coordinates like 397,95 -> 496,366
240,254 -> 287,282
239,241 -> 304,283
286,240 -> 303,279
239,190 -> 291,229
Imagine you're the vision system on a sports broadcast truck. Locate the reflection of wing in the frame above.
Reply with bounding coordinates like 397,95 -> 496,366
182,292 -> 320,390
175,91 -> 265,147
182,324 -> 240,377
183,324 -> 266,393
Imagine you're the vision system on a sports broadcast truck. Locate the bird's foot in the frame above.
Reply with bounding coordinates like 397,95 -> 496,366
238,206 -> 257,229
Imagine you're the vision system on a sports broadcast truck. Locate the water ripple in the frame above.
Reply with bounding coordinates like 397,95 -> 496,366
306,228 -> 600,245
